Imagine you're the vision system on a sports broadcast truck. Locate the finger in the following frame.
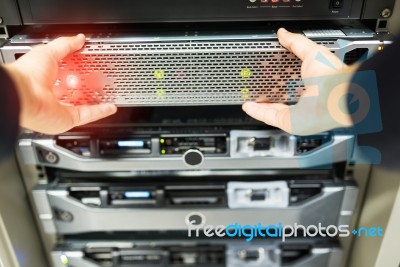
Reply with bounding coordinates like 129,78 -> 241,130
242,102 -> 292,133
45,34 -> 86,61
66,103 -> 117,127
277,28 -> 332,62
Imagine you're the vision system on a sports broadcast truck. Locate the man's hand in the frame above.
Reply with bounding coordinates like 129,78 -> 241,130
242,28 -> 356,135
4,34 -> 117,134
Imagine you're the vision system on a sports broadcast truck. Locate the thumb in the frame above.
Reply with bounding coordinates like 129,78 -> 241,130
46,34 -> 86,61
277,28 -> 322,62
66,103 -> 117,127
242,102 -> 292,133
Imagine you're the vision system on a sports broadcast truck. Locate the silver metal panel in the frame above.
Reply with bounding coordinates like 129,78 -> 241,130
326,248 -> 344,267
38,186 -> 344,234
51,251 -> 98,267
51,242 -> 339,267
227,181 -> 290,208
20,134 -> 354,171
338,186 -> 359,226
0,37 -> 384,106
32,186 -> 57,234
18,139 -> 36,165
230,130 -> 296,158
226,244 -> 280,267
51,252 -> 68,267
303,30 -> 346,38
0,45 -> 32,63
291,248 -> 334,267
0,39 -> 5,63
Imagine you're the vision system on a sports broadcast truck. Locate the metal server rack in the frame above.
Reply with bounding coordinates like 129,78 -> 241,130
8,27 -> 384,266
0,0 -> 397,267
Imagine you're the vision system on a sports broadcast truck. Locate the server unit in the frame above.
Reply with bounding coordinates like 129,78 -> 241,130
1,0 -> 396,266
32,172 -> 358,234
51,238 -> 342,267
0,26 -> 388,107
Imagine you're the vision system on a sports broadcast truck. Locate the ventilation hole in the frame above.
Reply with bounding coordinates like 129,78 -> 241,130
55,41 -> 341,106
344,48 -> 369,65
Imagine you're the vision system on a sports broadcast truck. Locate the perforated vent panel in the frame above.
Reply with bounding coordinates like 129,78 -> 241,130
54,40 -> 337,106
343,48 -> 369,65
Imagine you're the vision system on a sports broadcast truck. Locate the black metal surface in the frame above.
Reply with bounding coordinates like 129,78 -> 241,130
0,0 -> 22,25
17,0 -> 358,24
362,0 -> 396,19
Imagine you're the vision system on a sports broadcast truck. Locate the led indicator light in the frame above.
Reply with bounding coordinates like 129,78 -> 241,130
154,70 -> 165,79
65,74 -> 79,88
160,138 -> 165,144
161,149 -> 166,154
240,69 -> 252,79
117,140 -> 145,147
156,89 -> 165,98
124,191 -> 151,199
241,88 -> 250,99
60,255 -> 69,265
378,46 -> 384,51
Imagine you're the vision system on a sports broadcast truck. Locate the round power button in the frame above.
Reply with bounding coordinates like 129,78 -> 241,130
183,149 -> 204,167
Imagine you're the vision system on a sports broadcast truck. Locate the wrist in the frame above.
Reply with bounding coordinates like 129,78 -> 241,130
3,63 -> 38,129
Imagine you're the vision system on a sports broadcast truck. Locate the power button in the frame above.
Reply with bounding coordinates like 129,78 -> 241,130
331,0 -> 343,9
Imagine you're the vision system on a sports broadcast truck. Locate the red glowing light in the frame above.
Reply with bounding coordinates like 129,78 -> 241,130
66,74 -> 79,88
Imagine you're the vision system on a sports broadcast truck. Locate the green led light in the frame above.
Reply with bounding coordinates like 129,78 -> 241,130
154,70 -> 165,79
241,87 -> 250,99
156,89 -> 165,98
240,69 -> 252,79
161,149 -> 166,154
160,138 -> 165,144
60,255 -> 69,265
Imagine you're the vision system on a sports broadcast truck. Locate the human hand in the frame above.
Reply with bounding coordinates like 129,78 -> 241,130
3,34 -> 117,134
242,28 -> 356,135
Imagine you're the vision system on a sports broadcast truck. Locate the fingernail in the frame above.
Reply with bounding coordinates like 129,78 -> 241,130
279,28 -> 288,34
76,33 -> 85,39
242,102 -> 250,112
106,103 -> 117,113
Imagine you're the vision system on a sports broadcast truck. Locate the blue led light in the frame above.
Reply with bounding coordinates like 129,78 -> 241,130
124,191 -> 151,199
117,140 -> 145,147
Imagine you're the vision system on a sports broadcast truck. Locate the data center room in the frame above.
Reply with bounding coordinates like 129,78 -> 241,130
1,0 -> 400,267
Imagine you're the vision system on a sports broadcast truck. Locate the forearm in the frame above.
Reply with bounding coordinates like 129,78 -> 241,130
0,66 -> 21,161
3,63 -> 40,131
